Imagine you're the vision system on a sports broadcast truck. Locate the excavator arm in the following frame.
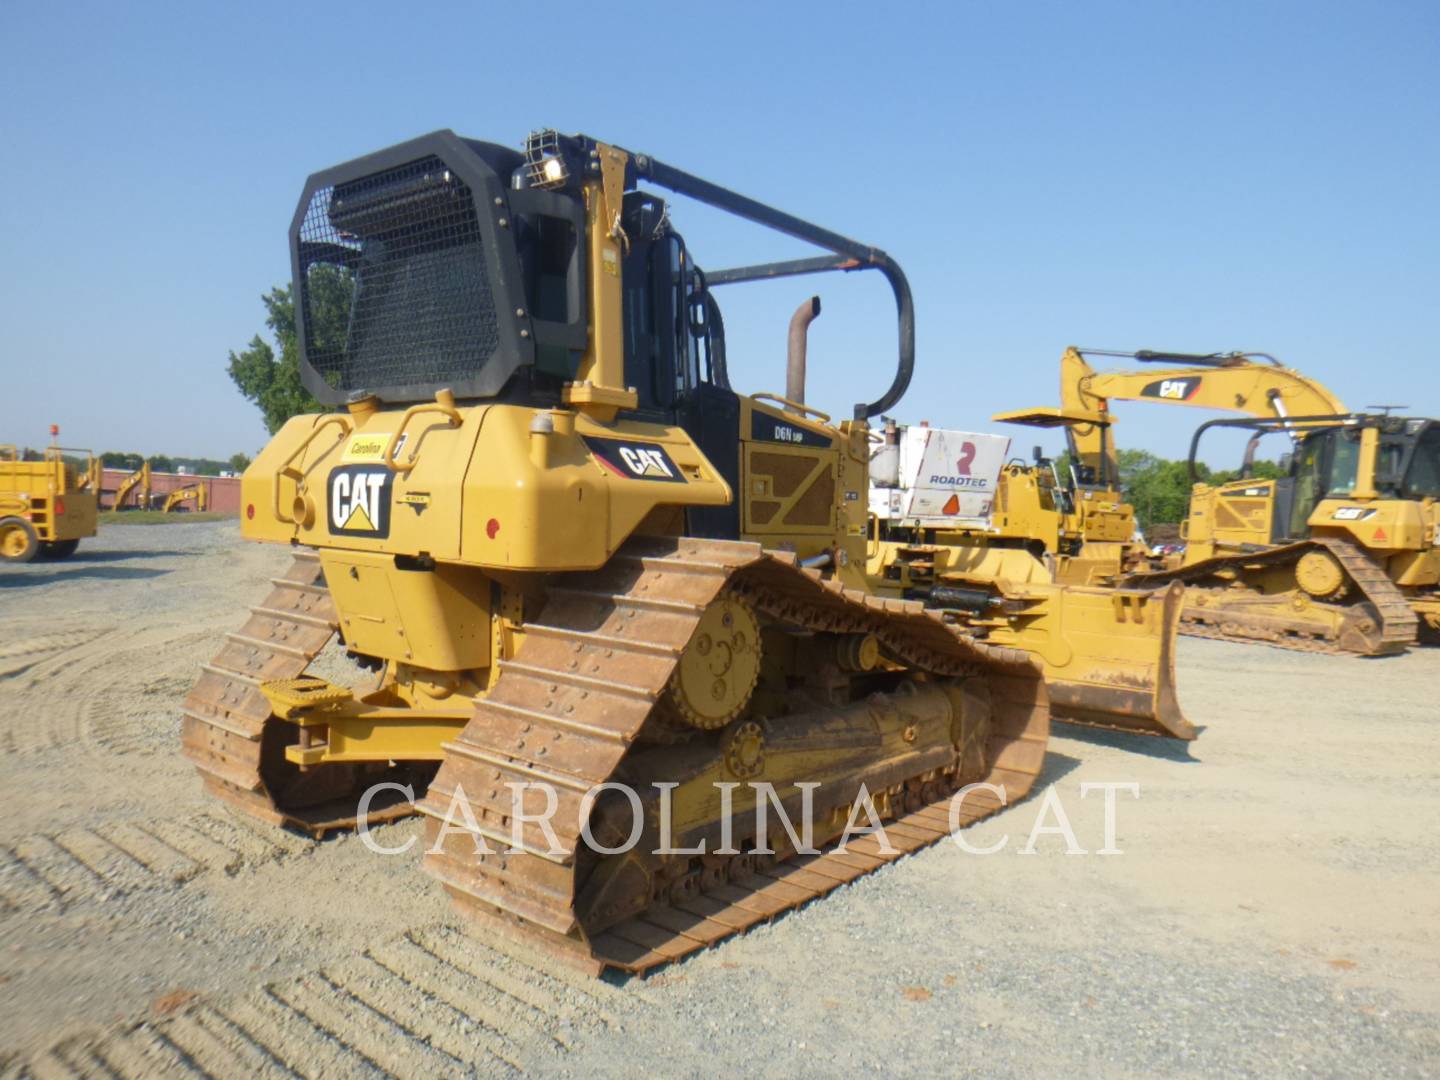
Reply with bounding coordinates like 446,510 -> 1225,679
1057,347 -> 1347,484
162,481 -> 208,514
112,462 -> 151,511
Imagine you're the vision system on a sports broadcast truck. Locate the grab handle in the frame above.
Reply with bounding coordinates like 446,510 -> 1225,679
383,389 -> 461,474
749,393 -> 831,423
274,414 -> 351,524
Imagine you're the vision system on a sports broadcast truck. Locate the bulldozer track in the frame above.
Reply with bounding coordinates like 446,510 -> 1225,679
2,926 -> 635,1078
422,535 -> 1048,974
0,811 -> 305,914
1127,537 -> 1419,657
179,539 -> 1046,977
178,550 -> 412,833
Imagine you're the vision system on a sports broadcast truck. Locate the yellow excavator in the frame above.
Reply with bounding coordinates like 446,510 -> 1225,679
184,128 -> 1063,975
162,480 -> 209,513
111,461 -> 152,511
1012,347 -> 1437,654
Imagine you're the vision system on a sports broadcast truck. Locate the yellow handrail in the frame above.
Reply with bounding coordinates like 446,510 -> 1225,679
749,393 -> 831,423
383,389 -> 461,474
273,414 -> 352,524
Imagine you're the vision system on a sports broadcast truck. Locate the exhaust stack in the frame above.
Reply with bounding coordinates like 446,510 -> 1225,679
786,296 -> 822,409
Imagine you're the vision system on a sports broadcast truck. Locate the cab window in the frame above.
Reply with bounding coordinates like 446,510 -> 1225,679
1403,426 -> 1440,498
1326,433 -> 1360,496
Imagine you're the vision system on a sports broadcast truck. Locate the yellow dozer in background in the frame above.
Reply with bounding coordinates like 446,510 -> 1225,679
183,128 -> 1057,974
864,417 -> 1190,739
0,428 -> 99,563
1013,347 -> 1438,654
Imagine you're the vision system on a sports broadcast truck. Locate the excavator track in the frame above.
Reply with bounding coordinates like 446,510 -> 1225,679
179,550 -> 417,834
1126,537 -> 1419,657
419,536 -> 1048,974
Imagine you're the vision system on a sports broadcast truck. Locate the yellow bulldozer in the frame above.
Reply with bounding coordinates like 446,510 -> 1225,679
863,418 -> 1190,739
181,127 -> 1217,974
0,427 -> 99,563
1008,347 -> 1438,654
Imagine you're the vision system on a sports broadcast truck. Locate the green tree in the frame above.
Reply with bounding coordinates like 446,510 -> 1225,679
228,452 -> 252,473
226,284 -> 325,434
149,454 -> 175,473
1117,449 -> 1197,531
101,451 -> 143,470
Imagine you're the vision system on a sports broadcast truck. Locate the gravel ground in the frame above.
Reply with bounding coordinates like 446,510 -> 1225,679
1,520 -> 1436,1077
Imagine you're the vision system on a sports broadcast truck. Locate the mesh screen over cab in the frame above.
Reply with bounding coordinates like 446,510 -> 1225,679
297,155 -> 502,396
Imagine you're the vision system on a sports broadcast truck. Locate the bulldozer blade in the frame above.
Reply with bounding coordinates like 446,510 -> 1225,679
1013,581 -> 1194,741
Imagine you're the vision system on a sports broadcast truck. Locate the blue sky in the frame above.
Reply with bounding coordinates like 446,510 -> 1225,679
2,1 -> 1436,465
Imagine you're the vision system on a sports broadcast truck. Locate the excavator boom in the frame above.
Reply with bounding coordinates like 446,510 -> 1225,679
1058,346 -> 1347,485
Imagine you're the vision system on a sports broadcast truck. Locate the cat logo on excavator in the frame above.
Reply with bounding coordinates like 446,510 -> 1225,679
1143,376 -> 1201,400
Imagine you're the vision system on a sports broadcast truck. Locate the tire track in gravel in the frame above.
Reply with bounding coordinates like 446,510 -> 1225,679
0,624 -> 219,759
3,926 -> 641,1078
0,626 -> 118,755
0,628 -> 114,682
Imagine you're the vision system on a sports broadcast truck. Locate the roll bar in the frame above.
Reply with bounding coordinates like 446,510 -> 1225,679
1185,414 -> 1357,483
630,153 -> 913,421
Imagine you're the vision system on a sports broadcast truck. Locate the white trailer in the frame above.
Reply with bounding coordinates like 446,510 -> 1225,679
869,423 -> 1010,527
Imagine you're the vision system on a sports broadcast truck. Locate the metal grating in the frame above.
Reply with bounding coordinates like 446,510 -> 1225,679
297,155 -> 501,395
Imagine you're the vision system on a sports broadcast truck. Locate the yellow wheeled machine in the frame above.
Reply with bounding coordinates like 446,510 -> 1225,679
183,129 -> 1052,974
0,428 -> 99,563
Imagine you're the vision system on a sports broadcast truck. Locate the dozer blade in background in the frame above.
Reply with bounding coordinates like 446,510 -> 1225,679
953,579 -> 1194,741
1042,582 -> 1192,740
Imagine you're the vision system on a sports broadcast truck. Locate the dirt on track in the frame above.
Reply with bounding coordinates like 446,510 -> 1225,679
1,521 -> 1437,1077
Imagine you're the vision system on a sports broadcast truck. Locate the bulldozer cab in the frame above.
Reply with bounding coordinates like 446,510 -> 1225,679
1188,414 -> 1440,544
283,129 -> 914,571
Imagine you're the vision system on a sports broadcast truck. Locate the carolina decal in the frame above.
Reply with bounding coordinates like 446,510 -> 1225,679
751,412 -> 834,448
584,437 -> 687,483
343,432 -> 405,463
1140,377 -> 1202,401
1331,506 -> 1375,521
328,465 -> 393,536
